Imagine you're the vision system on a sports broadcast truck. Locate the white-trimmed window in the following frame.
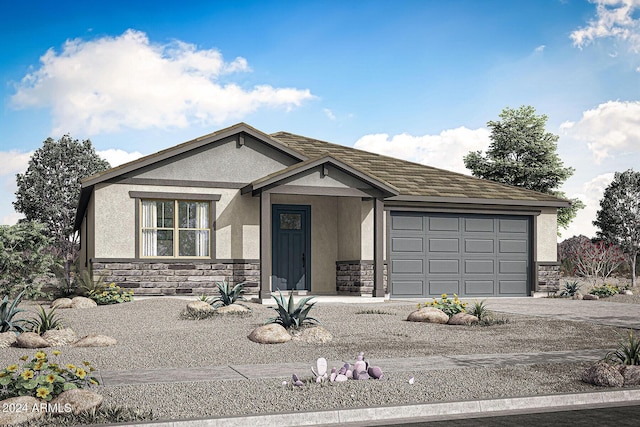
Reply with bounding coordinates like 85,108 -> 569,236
141,200 -> 211,258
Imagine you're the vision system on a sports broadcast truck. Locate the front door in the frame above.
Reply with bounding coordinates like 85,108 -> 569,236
272,204 -> 311,291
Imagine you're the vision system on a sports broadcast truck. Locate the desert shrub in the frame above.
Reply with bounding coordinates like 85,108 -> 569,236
207,281 -> 247,307
89,283 -> 133,305
76,268 -> 107,296
559,280 -> 581,297
0,350 -> 99,401
468,300 -> 490,321
422,294 -> 467,317
266,291 -> 318,329
589,284 -> 620,298
606,330 -> 640,366
0,289 -> 28,333
24,306 -> 64,335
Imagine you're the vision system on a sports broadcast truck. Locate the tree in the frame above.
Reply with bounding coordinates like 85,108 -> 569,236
594,169 -> 640,287
570,239 -> 625,285
464,105 -> 584,232
0,222 -> 56,298
13,135 -> 110,286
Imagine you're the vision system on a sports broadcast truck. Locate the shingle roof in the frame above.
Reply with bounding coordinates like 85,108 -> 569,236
270,131 -> 569,205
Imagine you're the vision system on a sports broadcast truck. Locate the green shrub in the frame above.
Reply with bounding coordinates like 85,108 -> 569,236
606,330 -> 640,366
422,294 -> 467,317
0,350 -> 99,401
468,300 -> 490,321
209,281 -> 247,307
0,289 -> 27,333
89,283 -> 133,305
77,269 -> 107,296
24,306 -> 64,335
589,284 -> 620,298
266,291 -> 318,329
560,280 -> 581,297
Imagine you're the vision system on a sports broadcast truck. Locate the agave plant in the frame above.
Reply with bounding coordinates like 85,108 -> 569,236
0,289 -> 27,333
76,269 -> 107,296
24,305 -> 65,335
266,290 -> 318,329
469,299 -> 491,322
606,330 -> 640,366
559,281 -> 581,297
209,281 -> 247,307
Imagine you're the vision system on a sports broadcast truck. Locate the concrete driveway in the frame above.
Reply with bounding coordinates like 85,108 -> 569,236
481,297 -> 640,330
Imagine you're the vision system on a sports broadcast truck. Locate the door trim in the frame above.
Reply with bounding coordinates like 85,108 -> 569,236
271,204 -> 311,291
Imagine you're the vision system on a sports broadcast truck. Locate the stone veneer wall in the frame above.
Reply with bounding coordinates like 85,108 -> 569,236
336,261 -> 388,296
91,261 -> 260,296
536,263 -> 561,293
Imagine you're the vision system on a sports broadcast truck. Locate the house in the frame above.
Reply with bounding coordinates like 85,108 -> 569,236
74,123 -> 568,300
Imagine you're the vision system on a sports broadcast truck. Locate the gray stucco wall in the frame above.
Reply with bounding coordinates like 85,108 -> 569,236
281,165 -> 375,189
536,208 -> 558,263
337,197 -> 361,260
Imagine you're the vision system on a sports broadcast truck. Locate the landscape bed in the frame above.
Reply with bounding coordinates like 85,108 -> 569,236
1,297 -> 635,423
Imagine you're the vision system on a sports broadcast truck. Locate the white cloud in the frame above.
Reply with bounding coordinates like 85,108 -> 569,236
534,45 -> 546,53
323,108 -> 336,121
562,173 -> 615,239
0,150 -> 32,192
560,101 -> 640,163
10,29 -> 315,136
571,0 -> 640,51
97,149 -> 145,167
354,127 -> 491,175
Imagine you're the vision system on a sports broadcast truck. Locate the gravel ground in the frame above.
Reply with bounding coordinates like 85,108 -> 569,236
1,298 -> 631,422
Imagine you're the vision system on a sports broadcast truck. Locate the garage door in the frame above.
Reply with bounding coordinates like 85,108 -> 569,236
389,212 -> 531,298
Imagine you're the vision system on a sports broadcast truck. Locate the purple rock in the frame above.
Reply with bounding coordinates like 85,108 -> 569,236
346,369 -> 353,379
354,360 -> 366,373
294,380 -> 304,387
330,367 -> 337,382
292,373 -> 300,382
356,371 -> 370,380
335,374 -> 348,382
357,352 -> 364,361
368,366 -> 383,379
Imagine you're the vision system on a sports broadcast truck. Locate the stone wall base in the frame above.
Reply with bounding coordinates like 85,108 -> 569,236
336,261 -> 388,296
91,261 -> 260,296
537,263 -> 561,293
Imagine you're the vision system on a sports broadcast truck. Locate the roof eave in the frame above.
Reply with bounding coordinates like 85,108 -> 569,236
384,195 -> 571,208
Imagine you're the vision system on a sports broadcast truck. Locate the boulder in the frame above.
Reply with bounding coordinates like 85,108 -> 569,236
448,312 -> 479,325
42,328 -> 78,347
51,298 -> 73,309
71,296 -> 97,309
15,332 -> 49,349
248,323 -> 291,344
0,332 -> 17,348
622,290 -> 634,296
216,303 -> 250,314
619,365 -> 640,385
583,294 -> 600,300
73,334 -> 117,347
186,300 -> 215,315
0,396 -> 43,426
572,293 -> 584,300
51,389 -> 103,415
407,307 -> 449,324
581,362 -> 624,387
289,326 -> 333,344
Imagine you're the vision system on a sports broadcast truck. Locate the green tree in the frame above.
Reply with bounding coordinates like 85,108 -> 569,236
463,105 -> 583,232
594,169 -> 640,287
13,135 -> 110,286
0,222 -> 56,298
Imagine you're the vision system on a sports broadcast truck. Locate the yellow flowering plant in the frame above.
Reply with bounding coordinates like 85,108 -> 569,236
423,293 -> 467,317
0,351 -> 99,401
89,282 -> 134,305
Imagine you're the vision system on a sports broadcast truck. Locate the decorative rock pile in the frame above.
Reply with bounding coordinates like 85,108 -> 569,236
290,353 -> 383,387
0,329 -> 117,349
248,324 -> 333,344
406,307 -> 479,325
185,301 -> 251,316
51,296 -> 98,309
582,362 -> 640,387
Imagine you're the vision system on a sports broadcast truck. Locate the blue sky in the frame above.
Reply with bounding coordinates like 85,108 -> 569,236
2,0 -> 640,239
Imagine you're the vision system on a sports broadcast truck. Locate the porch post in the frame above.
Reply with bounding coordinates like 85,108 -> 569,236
373,198 -> 385,297
260,191 -> 272,300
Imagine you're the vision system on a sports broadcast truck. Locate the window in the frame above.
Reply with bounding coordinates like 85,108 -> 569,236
141,200 -> 210,257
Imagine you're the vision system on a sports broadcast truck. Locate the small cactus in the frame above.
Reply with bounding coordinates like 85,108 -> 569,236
317,357 -> 327,376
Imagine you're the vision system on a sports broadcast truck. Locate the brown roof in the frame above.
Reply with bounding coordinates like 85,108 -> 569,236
270,131 -> 568,205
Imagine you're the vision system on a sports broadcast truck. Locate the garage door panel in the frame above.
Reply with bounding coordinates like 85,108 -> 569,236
392,259 -> 424,274
465,239 -> 494,253
499,260 -> 527,274
429,238 -> 459,253
499,280 -> 528,294
429,259 -> 459,274
392,237 -> 423,252
499,219 -> 528,233
392,215 -> 423,230
429,217 -> 459,231
465,218 -> 494,232
392,280 -> 424,296
499,239 -> 528,254
465,259 -> 494,274
464,280 -> 495,295
429,280 -> 459,295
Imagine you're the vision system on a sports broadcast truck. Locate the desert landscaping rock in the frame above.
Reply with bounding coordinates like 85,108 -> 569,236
248,323 -> 291,344
290,326 -> 333,344
186,300 -> 215,315
51,389 -> 103,415
216,303 -> 250,314
583,294 -> 600,300
407,307 -> 449,324
0,396 -> 43,426
581,362 -> 624,387
622,290 -> 634,295
43,328 -> 78,347
51,297 -> 73,309
572,293 -> 584,300
619,365 -> 640,385
448,313 -> 479,325
15,331 -> 49,348
0,332 -> 17,348
73,334 -> 117,347
71,296 -> 97,309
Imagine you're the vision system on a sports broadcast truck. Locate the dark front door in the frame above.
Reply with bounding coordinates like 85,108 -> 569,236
272,204 -> 311,291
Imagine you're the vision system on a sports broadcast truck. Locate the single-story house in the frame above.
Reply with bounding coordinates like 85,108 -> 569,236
74,123 -> 568,300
